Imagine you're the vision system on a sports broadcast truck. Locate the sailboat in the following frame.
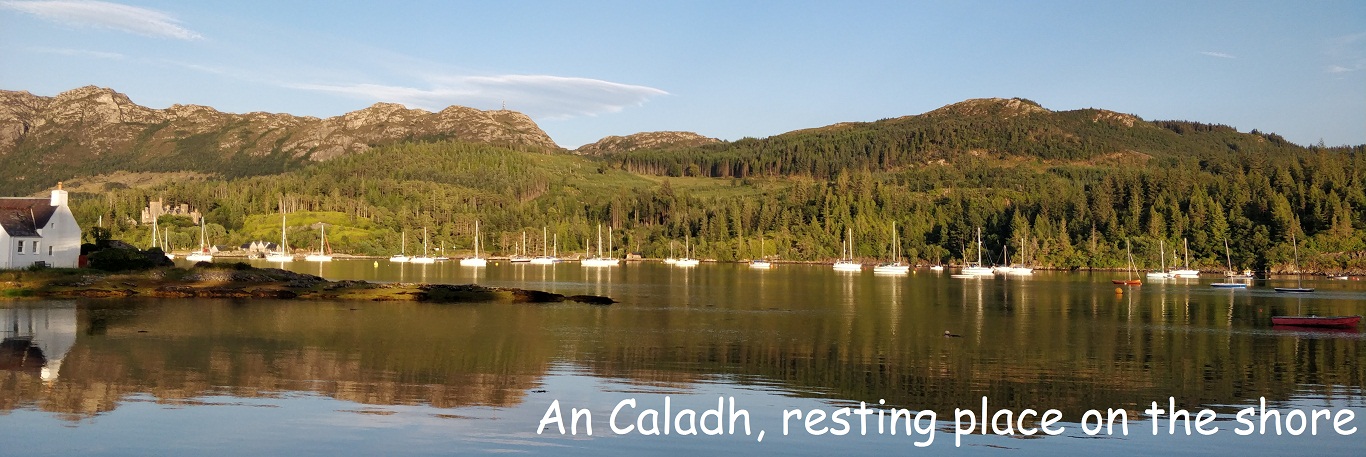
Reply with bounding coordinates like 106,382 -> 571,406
530,227 -> 560,264
1169,238 -> 1199,278
411,227 -> 436,264
1004,235 -> 1034,275
749,233 -> 772,269
1273,233 -> 1313,293
581,224 -> 620,267
1272,235 -> 1358,326
1112,239 -> 1142,285
304,223 -> 332,262
150,215 -> 174,260
435,239 -> 449,261
1211,239 -> 1247,287
675,233 -> 700,267
389,231 -> 411,263
510,231 -> 532,263
833,227 -> 862,272
663,240 -> 679,264
265,204 -> 293,262
1221,238 -> 1253,279
873,222 -> 909,275
185,217 -> 214,262
460,221 -> 488,267
1146,239 -> 1171,279
961,228 -> 994,276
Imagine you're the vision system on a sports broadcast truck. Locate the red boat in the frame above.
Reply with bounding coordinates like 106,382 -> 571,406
1270,316 -> 1361,328
1111,279 -> 1141,285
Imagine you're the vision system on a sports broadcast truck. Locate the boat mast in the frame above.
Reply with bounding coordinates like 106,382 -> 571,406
976,227 -> 984,266
1224,238 -> 1232,273
1160,239 -> 1165,272
1183,238 -> 1190,269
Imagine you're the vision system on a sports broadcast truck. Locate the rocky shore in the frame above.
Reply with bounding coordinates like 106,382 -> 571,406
0,263 -> 615,305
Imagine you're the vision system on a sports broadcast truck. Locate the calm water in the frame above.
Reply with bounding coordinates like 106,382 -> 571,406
2,260 -> 1363,456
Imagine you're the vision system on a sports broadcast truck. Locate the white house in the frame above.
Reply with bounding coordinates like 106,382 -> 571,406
0,183 -> 81,269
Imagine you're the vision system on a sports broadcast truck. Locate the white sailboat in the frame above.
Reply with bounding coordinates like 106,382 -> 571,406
185,217 -> 214,262
1146,239 -> 1171,279
873,222 -> 909,275
996,235 -> 1033,275
1221,238 -> 1253,279
1170,238 -> 1199,278
460,221 -> 488,267
265,205 -> 293,262
411,227 -> 436,264
749,233 -> 772,269
581,224 -> 620,267
435,239 -> 449,261
510,231 -> 532,263
675,233 -> 700,267
530,227 -> 560,264
961,227 -> 994,276
389,231 -> 411,263
833,227 -> 862,272
664,240 -> 679,264
151,215 -> 174,260
1273,232 -> 1314,293
304,223 -> 332,262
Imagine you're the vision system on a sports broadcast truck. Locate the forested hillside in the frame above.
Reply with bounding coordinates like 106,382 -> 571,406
47,97 -> 1366,273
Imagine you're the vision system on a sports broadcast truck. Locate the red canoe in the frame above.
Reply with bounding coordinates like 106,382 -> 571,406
1270,316 -> 1361,328
1111,279 -> 1142,285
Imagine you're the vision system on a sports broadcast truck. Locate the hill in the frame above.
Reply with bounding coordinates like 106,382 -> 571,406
574,131 -> 720,155
0,86 -> 559,195
3,89 -> 1358,273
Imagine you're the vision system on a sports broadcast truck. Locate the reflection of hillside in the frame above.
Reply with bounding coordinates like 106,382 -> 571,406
6,300 -> 553,419
3,281 -> 1364,422
572,282 -> 1365,417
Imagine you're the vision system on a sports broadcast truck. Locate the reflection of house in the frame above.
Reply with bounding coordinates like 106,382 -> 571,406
140,198 -> 201,225
0,302 -> 77,383
0,184 -> 81,269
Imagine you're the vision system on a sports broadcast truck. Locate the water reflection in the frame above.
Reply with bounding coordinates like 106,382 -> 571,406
2,265 -> 1364,454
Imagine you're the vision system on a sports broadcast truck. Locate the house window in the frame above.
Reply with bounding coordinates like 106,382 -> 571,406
49,245 -> 54,255
15,242 -> 22,254
32,241 -> 39,253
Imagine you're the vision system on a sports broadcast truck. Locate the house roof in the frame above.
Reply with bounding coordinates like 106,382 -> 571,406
0,198 -> 57,237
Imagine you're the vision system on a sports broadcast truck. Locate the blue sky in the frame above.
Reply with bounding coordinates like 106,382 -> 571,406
2,1 -> 1363,148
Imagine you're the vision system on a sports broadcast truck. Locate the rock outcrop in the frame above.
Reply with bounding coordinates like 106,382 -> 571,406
0,86 -> 560,192
575,131 -> 720,155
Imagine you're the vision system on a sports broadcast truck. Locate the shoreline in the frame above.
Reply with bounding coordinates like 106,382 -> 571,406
1,263 -> 615,305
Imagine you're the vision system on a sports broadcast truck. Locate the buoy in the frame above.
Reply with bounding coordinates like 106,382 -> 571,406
373,261 -> 378,268
1115,287 -> 1123,294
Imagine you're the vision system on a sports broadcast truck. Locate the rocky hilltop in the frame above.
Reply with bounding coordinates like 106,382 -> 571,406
575,131 -> 720,155
0,86 -> 559,193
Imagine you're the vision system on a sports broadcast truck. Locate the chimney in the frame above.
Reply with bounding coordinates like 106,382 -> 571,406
51,182 -> 69,207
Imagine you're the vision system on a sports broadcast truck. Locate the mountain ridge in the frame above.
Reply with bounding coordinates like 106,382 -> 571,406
0,86 -> 560,194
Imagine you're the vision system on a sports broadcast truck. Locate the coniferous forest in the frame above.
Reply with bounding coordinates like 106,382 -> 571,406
64,100 -> 1366,274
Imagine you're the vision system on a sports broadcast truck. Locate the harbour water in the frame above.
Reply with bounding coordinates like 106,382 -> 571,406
2,261 -> 1362,455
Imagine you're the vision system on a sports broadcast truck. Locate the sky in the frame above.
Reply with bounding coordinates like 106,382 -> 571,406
1,0 -> 1363,149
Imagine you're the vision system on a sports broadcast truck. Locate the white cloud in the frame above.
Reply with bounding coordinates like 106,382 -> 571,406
291,74 -> 669,119
0,0 -> 201,40
1199,51 -> 1236,59
1324,32 -> 1365,74
27,46 -> 125,59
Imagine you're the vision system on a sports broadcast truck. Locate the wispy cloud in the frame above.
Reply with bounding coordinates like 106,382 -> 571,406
1324,32 -> 1366,74
0,0 -> 201,40
1199,51 -> 1236,59
290,74 -> 669,119
26,46 -> 125,59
